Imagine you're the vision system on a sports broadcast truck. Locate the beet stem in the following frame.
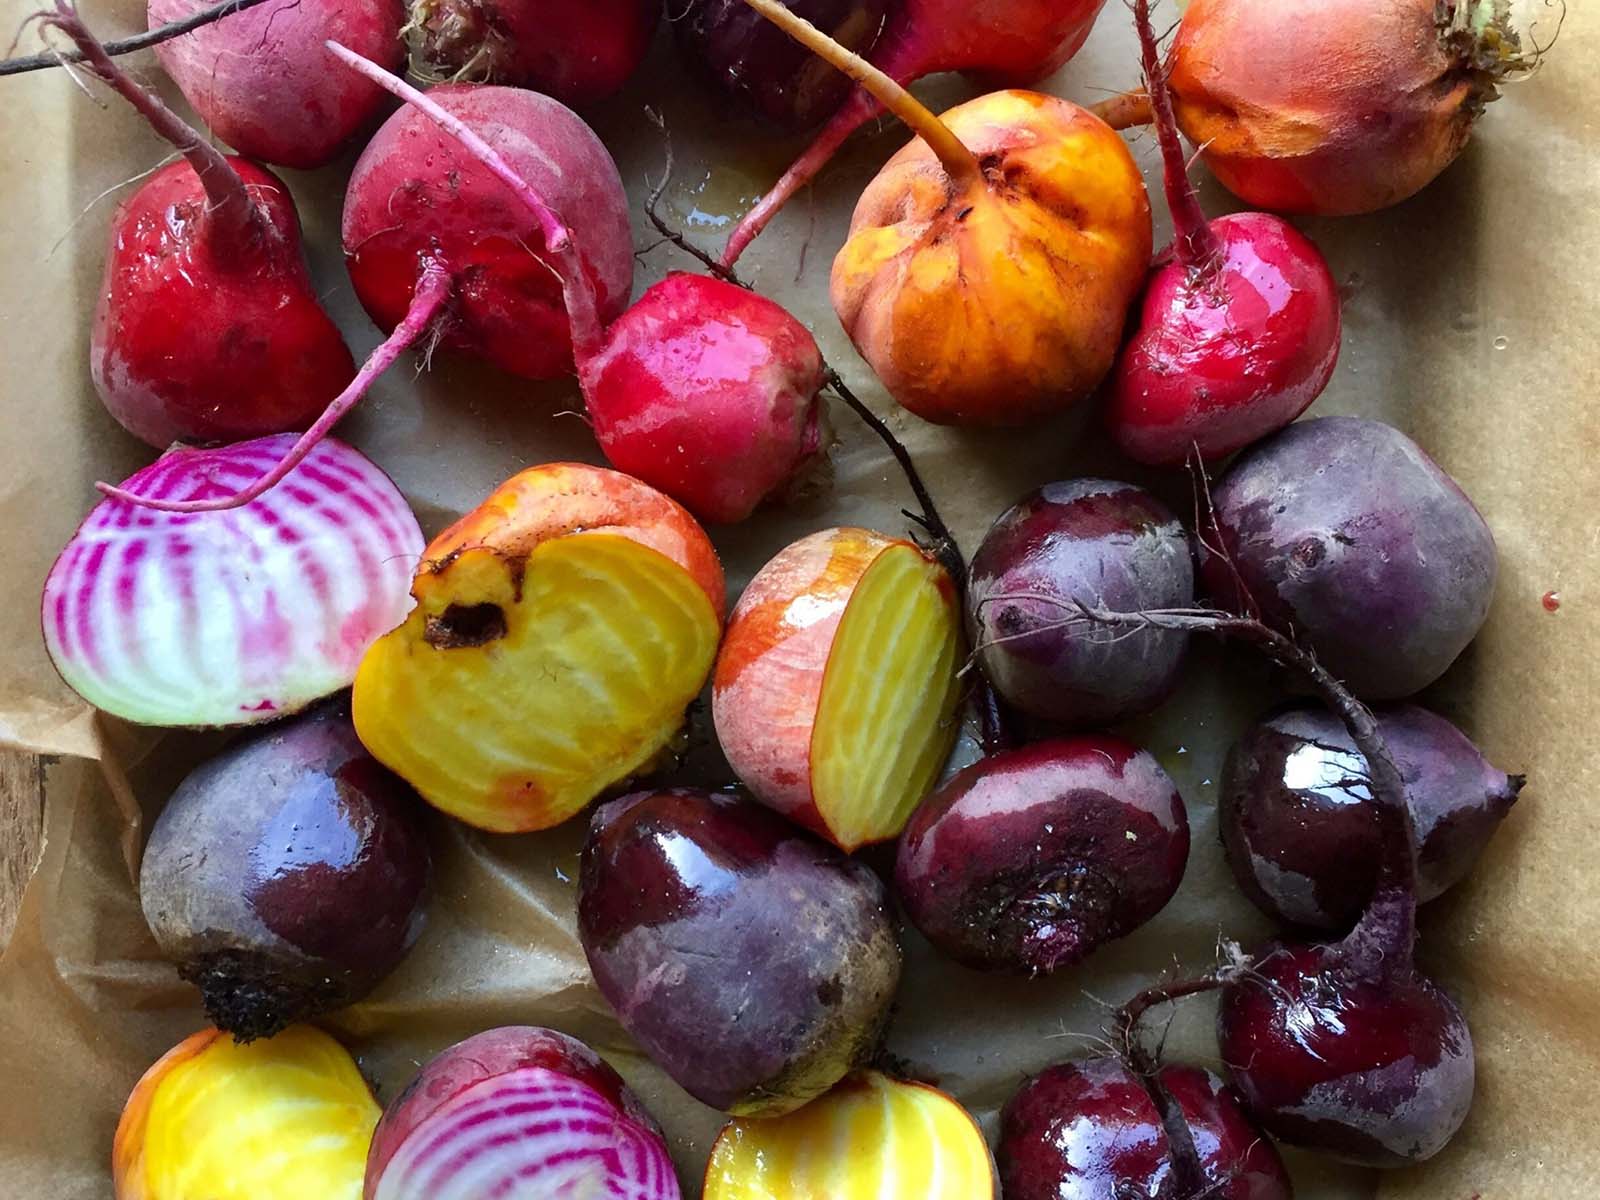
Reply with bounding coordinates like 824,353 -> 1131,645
324,38 -> 606,361
40,1 -> 257,241
1089,87 -> 1154,131
1131,0 -> 1221,275
1,0 -> 274,77
740,0 -> 982,192
96,262 -> 453,512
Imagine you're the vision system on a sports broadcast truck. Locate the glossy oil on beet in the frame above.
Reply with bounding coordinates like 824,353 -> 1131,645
578,789 -> 901,1117
140,705 -> 431,1041
1223,703 -> 1524,929
969,480 -> 1193,726
999,1057 -> 1291,1200
896,736 -> 1189,974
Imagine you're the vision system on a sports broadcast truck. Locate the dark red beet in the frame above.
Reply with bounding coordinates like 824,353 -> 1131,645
1200,416 -> 1498,700
968,480 -> 1194,726
895,736 -> 1188,974
1218,943 -> 1474,1166
140,704 -> 432,1041
1105,0 -> 1340,466
677,0 -> 891,129
578,789 -> 901,1116
1222,703 -> 1524,929
999,1057 -> 1292,1200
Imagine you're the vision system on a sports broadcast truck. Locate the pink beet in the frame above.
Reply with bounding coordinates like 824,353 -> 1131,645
149,0 -> 404,169
1104,0 -> 1340,466
40,5 -> 354,449
719,0 -> 1109,268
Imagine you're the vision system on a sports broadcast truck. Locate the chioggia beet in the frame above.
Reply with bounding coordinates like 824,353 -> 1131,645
704,1071 -> 996,1197
896,736 -> 1190,974
1222,702 -> 1524,930
968,479 -> 1194,726
578,789 -> 902,1117
140,704 -> 432,1041
353,463 -> 725,832
1201,416 -> 1498,699
113,1026 -> 380,1200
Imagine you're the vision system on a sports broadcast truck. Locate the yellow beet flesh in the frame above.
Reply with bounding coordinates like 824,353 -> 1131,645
354,532 -> 722,832
114,1026 -> 378,1200
810,543 -> 963,850
704,1070 -> 995,1199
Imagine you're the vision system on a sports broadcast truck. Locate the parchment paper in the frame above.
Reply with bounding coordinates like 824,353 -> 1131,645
1,1 -> 1595,1195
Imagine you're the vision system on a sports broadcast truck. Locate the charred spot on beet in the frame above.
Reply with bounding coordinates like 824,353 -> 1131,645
181,946 -> 349,1043
424,601 -> 508,648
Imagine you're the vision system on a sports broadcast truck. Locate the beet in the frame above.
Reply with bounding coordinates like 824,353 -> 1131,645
578,788 -> 901,1116
140,705 -> 431,1041
999,1058 -> 1292,1200
1201,416 -> 1498,699
969,480 -> 1193,726
1223,703 -> 1524,929
896,736 -> 1188,974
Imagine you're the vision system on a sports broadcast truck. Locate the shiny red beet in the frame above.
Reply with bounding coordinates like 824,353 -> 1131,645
1105,0 -> 1340,466
999,1057 -> 1292,1200
140,705 -> 431,1041
1222,703 -> 1525,929
895,736 -> 1189,974
46,8 -> 353,449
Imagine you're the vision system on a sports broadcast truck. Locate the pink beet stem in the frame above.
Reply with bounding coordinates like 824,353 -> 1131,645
96,262 -> 454,513
41,0 -> 258,241
1133,0 -> 1221,275
324,39 -> 606,361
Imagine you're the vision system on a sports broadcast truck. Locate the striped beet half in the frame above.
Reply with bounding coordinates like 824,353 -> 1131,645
370,1066 -> 681,1200
42,434 -> 423,727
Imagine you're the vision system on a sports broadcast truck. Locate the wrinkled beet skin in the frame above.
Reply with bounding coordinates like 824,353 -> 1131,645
1201,416 -> 1497,700
999,1057 -> 1292,1200
1109,211 -> 1342,465
140,705 -> 431,1040
896,737 -> 1188,974
1219,945 -> 1475,1166
365,1026 -> 661,1196
677,0 -> 890,129
582,273 -> 828,524
343,84 -> 633,381
969,479 -> 1194,726
578,789 -> 901,1117
1222,703 -> 1523,929
93,158 -> 355,448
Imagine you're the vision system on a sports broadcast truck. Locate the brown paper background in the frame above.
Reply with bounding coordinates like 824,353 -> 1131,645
1,0 -> 1595,1195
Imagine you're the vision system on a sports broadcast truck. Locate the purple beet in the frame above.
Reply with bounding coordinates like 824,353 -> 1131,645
676,0 -> 891,129
895,736 -> 1188,974
577,788 -> 901,1117
1201,416 -> 1498,700
1222,703 -> 1525,929
140,704 -> 432,1041
998,1057 -> 1293,1200
969,479 -> 1194,727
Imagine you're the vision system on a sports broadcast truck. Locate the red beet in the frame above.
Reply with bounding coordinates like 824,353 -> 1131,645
1222,703 -> 1525,930
1105,0 -> 1340,466
407,0 -> 659,105
719,0 -> 1109,267
896,736 -> 1189,974
999,1058 -> 1292,1200
42,5 -> 353,449
149,0 -> 404,169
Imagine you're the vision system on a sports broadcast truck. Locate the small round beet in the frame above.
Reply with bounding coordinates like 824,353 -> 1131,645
1201,416 -> 1498,699
140,705 -> 431,1041
1218,943 -> 1474,1166
969,480 -> 1194,726
1222,703 -> 1525,929
578,789 -> 901,1117
998,1057 -> 1292,1200
895,737 -> 1188,974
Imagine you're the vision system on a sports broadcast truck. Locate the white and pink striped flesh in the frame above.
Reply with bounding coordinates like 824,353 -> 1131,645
41,434 -> 423,727
371,1066 -> 682,1200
